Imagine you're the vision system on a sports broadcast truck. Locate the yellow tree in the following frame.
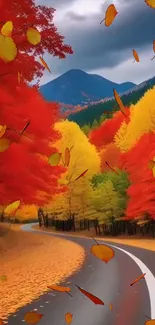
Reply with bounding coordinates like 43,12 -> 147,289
114,87 -> 155,152
49,120 -> 101,219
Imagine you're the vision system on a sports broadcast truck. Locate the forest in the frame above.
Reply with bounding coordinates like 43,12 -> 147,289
0,0 -> 155,238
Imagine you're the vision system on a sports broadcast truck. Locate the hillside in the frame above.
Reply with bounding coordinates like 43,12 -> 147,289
39,69 -> 135,106
68,76 -> 155,127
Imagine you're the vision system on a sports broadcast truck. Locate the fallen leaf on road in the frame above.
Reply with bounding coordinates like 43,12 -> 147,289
65,313 -> 73,324
130,273 -> 146,286
47,285 -> 71,292
75,284 -> 104,305
24,312 -> 43,324
0,275 -> 7,282
91,243 -> 114,263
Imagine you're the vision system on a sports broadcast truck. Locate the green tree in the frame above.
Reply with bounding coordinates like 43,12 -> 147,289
92,119 -> 98,129
81,124 -> 91,136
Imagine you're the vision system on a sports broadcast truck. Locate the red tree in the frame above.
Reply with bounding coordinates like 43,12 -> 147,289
0,0 -> 73,206
119,133 -> 155,219
100,143 -> 121,172
0,0 -> 73,83
89,108 -> 130,149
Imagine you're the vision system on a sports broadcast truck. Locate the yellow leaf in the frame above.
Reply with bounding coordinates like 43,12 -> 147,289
1,21 -> 13,37
24,312 -> 43,324
0,275 -> 7,282
91,244 -> 115,263
48,152 -> 62,166
65,313 -> 73,325
4,200 -> 21,216
26,27 -> 41,45
0,125 -> 6,139
47,285 -> 71,292
0,138 -> 11,152
145,0 -> 155,8
109,303 -> 113,311
0,35 -> 17,62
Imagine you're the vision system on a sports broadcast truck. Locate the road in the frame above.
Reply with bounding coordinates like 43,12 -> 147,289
7,224 -> 155,325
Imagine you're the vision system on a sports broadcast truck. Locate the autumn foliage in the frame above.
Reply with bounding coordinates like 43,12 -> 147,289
0,0 -> 73,207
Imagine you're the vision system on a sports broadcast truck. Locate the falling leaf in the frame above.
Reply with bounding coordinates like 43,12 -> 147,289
64,147 -> 70,167
0,319 -> 3,325
24,312 -> 43,324
0,138 -> 11,152
20,120 -> 30,135
48,152 -> 62,166
91,244 -> 115,263
75,169 -> 88,181
130,273 -> 146,286
1,21 -> 13,37
4,200 -> 21,216
0,125 -> 6,138
151,40 -> 155,60
39,57 -> 51,73
145,320 -> 155,325
133,49 -> 140,62
47,285 -> 71,293
105,161 -> 119,175
0,35 -> 17,62
75,285 -> 104,305
65,313 -> 73,324
58,179 -> 69,185
113,89 -> 127,116
145,0 -> 155,8
109,303 -> 113,311
100,4 -> 118,27
0,275 -> 7,282
18,71 -> 21,84
26,27 -> 41,45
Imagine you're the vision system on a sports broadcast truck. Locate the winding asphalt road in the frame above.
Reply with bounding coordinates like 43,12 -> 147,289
7,224 -> 155,325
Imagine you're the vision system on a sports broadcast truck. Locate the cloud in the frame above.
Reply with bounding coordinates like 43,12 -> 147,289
38,0 -> 155,85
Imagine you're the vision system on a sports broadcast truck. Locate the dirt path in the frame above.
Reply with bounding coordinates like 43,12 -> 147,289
0,225 -> 85,321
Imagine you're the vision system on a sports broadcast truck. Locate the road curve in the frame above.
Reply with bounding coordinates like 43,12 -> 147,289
7,224 -> 155,325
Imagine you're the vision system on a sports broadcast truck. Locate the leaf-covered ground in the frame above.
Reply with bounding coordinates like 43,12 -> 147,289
0,225 -> 85,320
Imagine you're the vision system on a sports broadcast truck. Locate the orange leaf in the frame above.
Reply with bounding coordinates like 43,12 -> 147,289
91,244 -> 115,263
75,169 -> 88,181
113,89 -> 127,116
24,312 -> 43,324
133,49 -> 140,62
130,273 -> 146,286
75,285 -> 104,305
64,147 -> 70,167
145,320 -> 155,325
145,0 -> 155,8
47,285 -> 71,292
0,125 -> 6,138
100,4 -> 118,27
0,319 -> 4,325
65,313 -> 73,324
39,56 -> 51,73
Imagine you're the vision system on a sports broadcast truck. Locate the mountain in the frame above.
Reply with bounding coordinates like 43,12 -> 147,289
68,75 -> 155,127
39,69 -> 136,106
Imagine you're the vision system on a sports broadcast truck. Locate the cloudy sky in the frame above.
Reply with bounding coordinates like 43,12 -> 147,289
36,0 -> 155,86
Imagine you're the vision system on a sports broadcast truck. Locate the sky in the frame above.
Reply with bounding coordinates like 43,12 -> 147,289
36,0 -> 155,86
